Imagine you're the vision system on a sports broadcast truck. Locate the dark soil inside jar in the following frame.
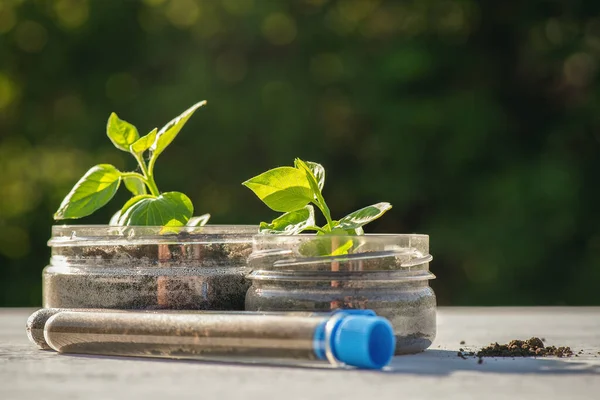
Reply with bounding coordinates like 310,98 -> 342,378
45,241 -> 252,310
58,241 -> 252,268
44,269 -> 250,310
457,337 -> 574,359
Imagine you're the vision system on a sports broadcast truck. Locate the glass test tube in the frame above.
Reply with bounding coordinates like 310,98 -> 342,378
43,310 -> 395,369
26,308 -> 377,350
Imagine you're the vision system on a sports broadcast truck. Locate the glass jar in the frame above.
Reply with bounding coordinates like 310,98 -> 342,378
245,234 -> 436,354
43,225 -> 256,310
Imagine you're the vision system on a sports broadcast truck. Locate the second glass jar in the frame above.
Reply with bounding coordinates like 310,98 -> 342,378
245,234 -> 436,355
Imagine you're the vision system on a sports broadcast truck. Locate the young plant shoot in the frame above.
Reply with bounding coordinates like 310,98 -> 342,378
243,158 -> 392,236
54,101 -> 210,227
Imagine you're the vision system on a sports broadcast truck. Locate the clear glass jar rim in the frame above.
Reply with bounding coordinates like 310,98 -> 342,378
52,224 -> 258,233
250,233 -> 430,254
248,233 -> 431,274
49,224 -> 258,247
252,233 -> 429,240
248,269 -> 436,282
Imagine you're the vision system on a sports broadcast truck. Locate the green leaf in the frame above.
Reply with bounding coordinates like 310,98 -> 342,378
54,164 -> 122,220
334,202 -> 393,230
327,223 -> 364,235
117,192 -> 194,226
123,176 -> 147,196
294,158 -> 332,223
294,159 -> 320,200
242,166 -> 314,212
187,213 -> 211,227
298,236 -> 329,257
350,226 -> 364,235
298,236 -> 355,257
330,239 -> 354,256
295,159 -> 325,191
150,101 -> 206,160
130,128 -> 158,155
325,226 -> 347,235
121,194 -> 154,215
109,210 -> 122,226
107,113 -> 139,152
259,205 -> 315,234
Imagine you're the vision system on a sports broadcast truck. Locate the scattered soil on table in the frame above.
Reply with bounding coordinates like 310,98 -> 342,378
457,337 -> 574,360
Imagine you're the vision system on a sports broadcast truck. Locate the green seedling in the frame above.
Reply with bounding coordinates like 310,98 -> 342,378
54,101 -> 210,227
243,158 -> 392,236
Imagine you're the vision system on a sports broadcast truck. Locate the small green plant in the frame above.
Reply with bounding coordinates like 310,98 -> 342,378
54,101 -> 210,227
243,158 -> 392,235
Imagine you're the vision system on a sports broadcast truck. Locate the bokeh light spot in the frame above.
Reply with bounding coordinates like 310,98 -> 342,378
15,20 -> 48,53
564,52 -> 597,87
436,1 -> 467,36
0,176 -> 39,219
138,8 -> 166,33
0,3 -> 16,33
320,94 -> 353,139
337,0 -> 379,23
0,73 -> 17,109
166,0 -> 200,29
545,18 -> 564,46
142,0 -> 167,7
325,7 -> 355,36
38,148 -> 90,185
360,7 -> 396,38
585,18 -> 600,51
223,0 -> 254,15
53,0 -> 90,30
191,6 -> 221,40
54,94 -> 85,120
304,0 -> 328,5
262,13 -> 297,45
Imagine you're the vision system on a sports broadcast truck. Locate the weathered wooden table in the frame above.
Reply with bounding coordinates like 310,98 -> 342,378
1,307 -> 598,399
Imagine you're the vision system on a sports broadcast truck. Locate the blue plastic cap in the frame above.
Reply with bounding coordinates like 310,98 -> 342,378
331,315 -> 396,369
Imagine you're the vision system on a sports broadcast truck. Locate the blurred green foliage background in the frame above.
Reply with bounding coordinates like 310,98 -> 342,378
1,0 -> 599,307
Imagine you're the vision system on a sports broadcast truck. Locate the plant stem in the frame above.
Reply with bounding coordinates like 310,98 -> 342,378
313,200 -> 334,231
144,173 -> 160,197
302,225 -> 327,234
147,153 -> 157,178
120,172 -> 146,181
120,172 -> 157,195
132,153 -> 160,196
